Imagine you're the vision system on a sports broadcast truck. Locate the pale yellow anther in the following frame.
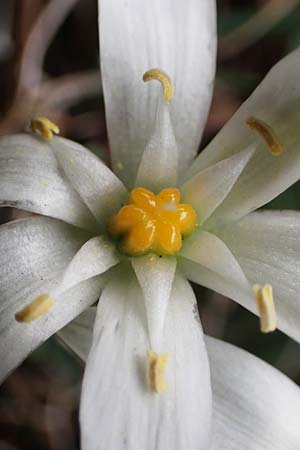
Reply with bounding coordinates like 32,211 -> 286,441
30,117 -> 60,141
147,351 -> 169,394
143,69 -> 174,101
15,294 -> 54,323
246,116 -> 285,155
253,284 -> 277,333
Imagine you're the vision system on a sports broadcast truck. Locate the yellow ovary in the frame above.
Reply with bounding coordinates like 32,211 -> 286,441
109,187 -> 197,256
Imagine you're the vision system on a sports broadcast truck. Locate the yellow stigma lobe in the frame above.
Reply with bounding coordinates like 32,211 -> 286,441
109,187 -> 197,256
143,69 -> 174,101
30,117 -> 60,141
147,351 -> 169,394
246,116 -> 284,155
15,294 -> 54,323
254,284 -> 276,333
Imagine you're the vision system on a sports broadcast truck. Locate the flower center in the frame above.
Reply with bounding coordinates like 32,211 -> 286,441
109,187 -> 197,256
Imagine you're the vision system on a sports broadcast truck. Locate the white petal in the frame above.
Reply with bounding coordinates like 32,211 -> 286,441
188,48 -> 300,223
180,257 -> 254,319
216,210 -> 300,343
0,134 -> 96,231
58,307 -> 96,362
0,216 -> 88,318
180,147 -> 254,224
50,137 -> 127,225
180,230 -> 248,287
80,268 -> 212,450
1,276 -> 105,384
99,0 -> 217,186
0,216 -> 101,382
61,313 -> 300,450
131,255 -> 176,350
135,99 -> 178,191
56,236 -> 119,294
206,336 -> 300,450
60,311 -> 300,449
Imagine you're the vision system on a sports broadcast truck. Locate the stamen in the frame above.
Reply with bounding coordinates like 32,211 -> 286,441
253,284 -> 276,333
30,117 -> 60,141
147,351 -> 169,394
246,116 -> 284,155
143,69 -> 174,101
15,294 -> 54,323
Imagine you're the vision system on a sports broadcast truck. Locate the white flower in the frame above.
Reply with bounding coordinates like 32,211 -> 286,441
1,0 -> 300,449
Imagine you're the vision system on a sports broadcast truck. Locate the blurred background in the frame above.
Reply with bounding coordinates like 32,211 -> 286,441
1,0 -> 300,448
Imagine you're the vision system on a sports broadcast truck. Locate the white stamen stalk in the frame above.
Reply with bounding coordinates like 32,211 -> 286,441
135,68 -> 178,191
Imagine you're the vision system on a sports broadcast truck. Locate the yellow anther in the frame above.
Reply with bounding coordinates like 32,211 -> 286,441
15,294 -> 54,323
253,284 -> 276,333
109,187 -> 197,256
246,116 -> 284,155
147,351 -> 169,394
143,69 -> 174,101
30,117 -> 60,141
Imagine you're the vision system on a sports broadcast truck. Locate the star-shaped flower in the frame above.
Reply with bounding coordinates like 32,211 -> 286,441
1,1 -> 300,449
